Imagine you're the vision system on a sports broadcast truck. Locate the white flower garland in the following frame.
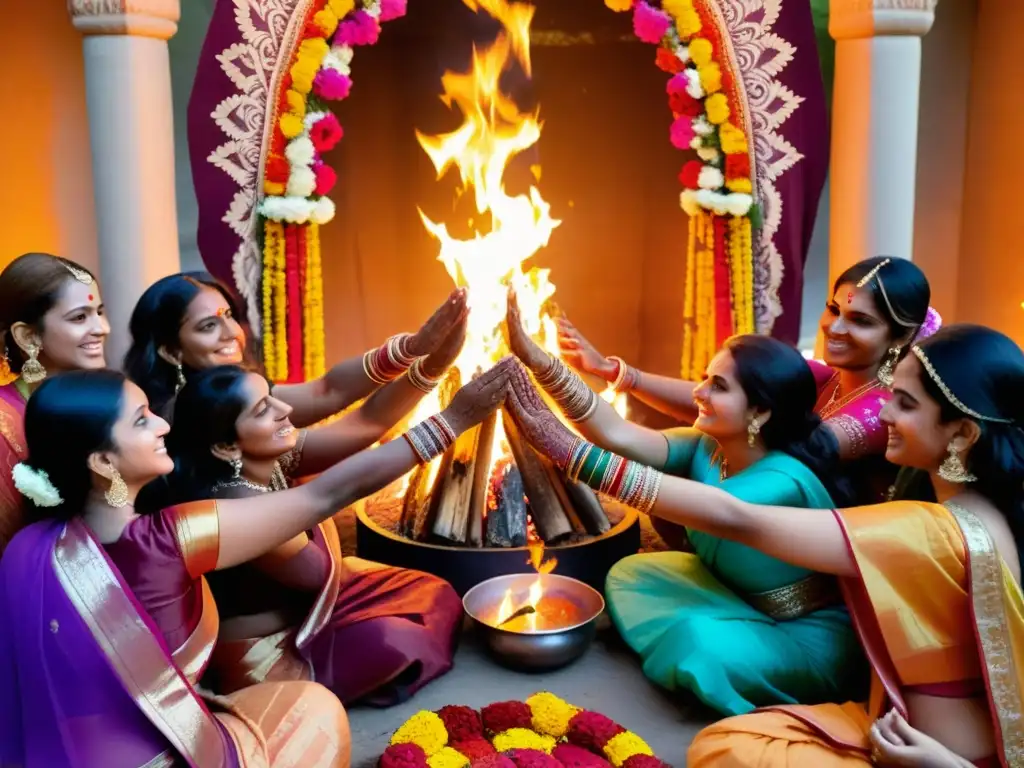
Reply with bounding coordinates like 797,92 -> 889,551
12,463 -> 63,507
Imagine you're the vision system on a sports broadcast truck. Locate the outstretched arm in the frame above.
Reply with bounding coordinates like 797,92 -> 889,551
557,317 -> 699,423
506,291 -> 671,468
505,365 -> 855,577
294,314 -> 467,475
274,288 -> 467,427
213,358 -> 512,571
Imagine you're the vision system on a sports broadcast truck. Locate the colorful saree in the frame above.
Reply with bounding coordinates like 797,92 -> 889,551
0,380 -> 27,555
607,430 -> 863,716
206,521 -> 464,707
100,500 -> 351,767
687,500 -> 1024,767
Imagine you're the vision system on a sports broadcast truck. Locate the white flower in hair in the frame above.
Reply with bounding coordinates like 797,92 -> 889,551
12,463 -> 63,507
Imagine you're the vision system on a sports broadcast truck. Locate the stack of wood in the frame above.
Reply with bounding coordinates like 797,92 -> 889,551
397,368 -> 612,548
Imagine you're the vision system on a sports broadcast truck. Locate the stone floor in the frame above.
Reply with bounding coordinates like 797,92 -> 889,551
346,616 -> 715,768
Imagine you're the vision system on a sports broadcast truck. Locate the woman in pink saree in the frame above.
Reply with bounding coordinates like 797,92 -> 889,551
0,252 -> 111,555
2,362 -> 511,765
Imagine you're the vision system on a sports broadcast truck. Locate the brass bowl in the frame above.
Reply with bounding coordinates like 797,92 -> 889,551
462,573 -> 605,671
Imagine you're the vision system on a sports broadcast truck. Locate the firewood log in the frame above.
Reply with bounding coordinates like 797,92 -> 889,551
562,478 -> 611,535
465,410 -> 497,547
429,426 -> 479,544
502,408 -> 573,543
486,464 -> 528,547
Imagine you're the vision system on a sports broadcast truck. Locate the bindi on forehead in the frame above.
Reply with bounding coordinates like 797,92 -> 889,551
847,291 -> 854,305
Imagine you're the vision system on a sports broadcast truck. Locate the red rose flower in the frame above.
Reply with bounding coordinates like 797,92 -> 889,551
265,155 -> 290,184
506,749 -> 561,768
471,755 -> 516,768
482,702 -> 533,735
552,744 -> 613,768
725,153 -> 750,180
655,47 -> 684,74
678,160 -> 703,190
668,91 -> 702,118
380,743 -> 429,768
565,712 -> 625,753
622,756 -> 670,768
452,739 -> 495,762
438,706 -> 484,742
309,114 -> 343,153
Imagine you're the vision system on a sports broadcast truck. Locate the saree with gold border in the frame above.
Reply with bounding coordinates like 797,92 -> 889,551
0,381 -> 27,555
687,500 -> 1024,767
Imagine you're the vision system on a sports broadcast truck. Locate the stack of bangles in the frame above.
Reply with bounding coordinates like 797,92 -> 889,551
535,356 -> 599,423
566,437 -> 663,514
364,334 -> 417,385
607,356 -> 640,392
403,414 -> 456,464
406,359 -> 442,393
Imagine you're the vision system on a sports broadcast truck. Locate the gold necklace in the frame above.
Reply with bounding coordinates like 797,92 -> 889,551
819,375 -> 878,420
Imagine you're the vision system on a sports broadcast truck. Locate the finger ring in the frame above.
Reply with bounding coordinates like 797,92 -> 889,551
870,746 -> 881,764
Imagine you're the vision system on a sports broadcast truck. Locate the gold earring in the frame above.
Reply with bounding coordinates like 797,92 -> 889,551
20,344 -> 46,384
175,362 -> 186,394
747,419 -> 761,447
937,443 -> 976,484
104,468 -> 130,508
877,346 -> 900,388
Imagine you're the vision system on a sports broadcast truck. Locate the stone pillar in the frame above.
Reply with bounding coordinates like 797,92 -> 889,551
68,0 -> 182,365
828,0 -> 937,277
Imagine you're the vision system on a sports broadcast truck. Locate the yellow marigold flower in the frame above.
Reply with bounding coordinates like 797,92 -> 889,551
706,93 -> 730,125
329,0 -> 356,17
313,9 -> 339,38
279,113 -> 304,139
263,180 -> 286,196
719,123 -> 748,155
427,747 -> 469,768
726,178 -> 753,194
526,692 -> 579,739
677,7 -> 702,38
492,729 -> 556,754
661,0 -> 691,19
299,37 -> 330,62
688,38 -> 713,67
604,731 -> 654,768
604,0 -> 634,11
285,90 -> 306,119
391,711 -> 448,757
290,59 -> 318,95
698,62 -> 722,94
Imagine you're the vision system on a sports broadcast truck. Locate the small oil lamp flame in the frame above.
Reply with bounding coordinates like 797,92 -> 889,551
492,540 -> 560,631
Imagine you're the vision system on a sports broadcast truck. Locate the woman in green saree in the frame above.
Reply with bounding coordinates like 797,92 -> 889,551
507,292 -> 863,716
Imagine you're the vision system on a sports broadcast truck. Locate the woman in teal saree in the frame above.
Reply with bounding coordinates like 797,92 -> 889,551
507,293 -> 863,716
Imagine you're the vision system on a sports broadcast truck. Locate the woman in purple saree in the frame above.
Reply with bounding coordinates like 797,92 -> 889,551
0,252 -> 111,555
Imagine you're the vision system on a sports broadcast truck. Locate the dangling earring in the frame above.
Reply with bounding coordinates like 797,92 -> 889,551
747,419 -> 761,448
229,457 -> 243,478
20,344 -> 46,384
104,468 -> 130,508
937,443 -> 976,484
175,362 -> 187,395
877,346 -> 900,388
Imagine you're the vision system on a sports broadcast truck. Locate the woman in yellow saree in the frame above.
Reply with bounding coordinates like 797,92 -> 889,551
505,324 -> 1024,767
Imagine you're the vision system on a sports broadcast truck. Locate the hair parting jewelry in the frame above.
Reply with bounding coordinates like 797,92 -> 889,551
403,414 -> 456,464
61,260 -> 94,285
535,355 -> 599,423
854,258 -> 918,329
608,356 -> 640,392
566,438 -> 663,513
363,333 -> 418,384
911,346 -> 1012,423
406,358 -> 441,393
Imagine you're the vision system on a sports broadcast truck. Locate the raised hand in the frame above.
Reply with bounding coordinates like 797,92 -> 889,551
557,318 -> 616,380
441,356 -> 515,435
505,289 -> 552,373
505,363 -> 577,469
420,309 -> 468,378
406,288 -> 468,358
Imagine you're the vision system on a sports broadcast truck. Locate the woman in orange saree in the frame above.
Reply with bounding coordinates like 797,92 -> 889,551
506,324 -> 1024,767
0,252 -> 111,554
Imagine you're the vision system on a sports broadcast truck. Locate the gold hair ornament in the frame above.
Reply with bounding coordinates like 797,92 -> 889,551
61,260 -> 93,285
911,346 -> 1012,424
856,258 -> 918,329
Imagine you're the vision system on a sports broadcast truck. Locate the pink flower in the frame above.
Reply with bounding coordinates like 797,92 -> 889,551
379,0 -> 408,22
919,306 -> 943,339
336,10 -> 380,46
632,2 -> 671,44
309,114 -> 343,152
314,164 -> 337,195
313,69 -> 352,101
670,116 -> 695,149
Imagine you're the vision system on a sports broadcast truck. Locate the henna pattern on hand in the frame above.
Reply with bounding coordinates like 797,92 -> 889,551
421,312 -> 468,378
505,289 -> 552,373
506,363 -> 576,469
406,288 -> 468,358
441,356 -> 515,434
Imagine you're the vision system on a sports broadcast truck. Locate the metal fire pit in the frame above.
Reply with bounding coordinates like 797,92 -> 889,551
462,573 -> 605,671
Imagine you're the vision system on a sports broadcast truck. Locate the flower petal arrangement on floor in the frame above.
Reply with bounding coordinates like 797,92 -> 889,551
380,693 -> 672,768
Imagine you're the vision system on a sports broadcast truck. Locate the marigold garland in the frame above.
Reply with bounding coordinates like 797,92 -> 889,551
382,694 -> 670,768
